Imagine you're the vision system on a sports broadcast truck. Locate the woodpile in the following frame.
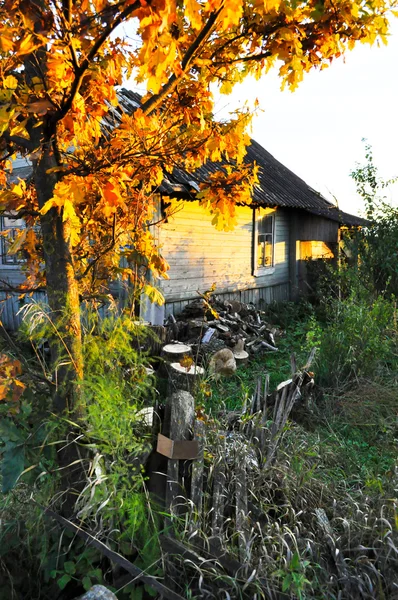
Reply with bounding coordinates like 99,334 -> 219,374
164,296 -> 281,368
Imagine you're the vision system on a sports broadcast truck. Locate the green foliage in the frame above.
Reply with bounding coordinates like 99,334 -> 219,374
81,310 -> 155,455
0,308 -> 161,598
273,551 -> 313,600
312,293 -> 397,389
350,139 -> 398,297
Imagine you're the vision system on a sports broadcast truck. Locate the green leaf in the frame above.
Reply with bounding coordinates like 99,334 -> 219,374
87,568 -> 103,581
290,551 -> 300,570
82,576 -> 92,591
143,284 -> 165,306
57,574 -> 72,590
130,587 -> 143,600
0,419 -> 24,443
1,442 -> 25,492
144,583 -> 158,597
64,561 -> 76,575
282,575 -> 292,592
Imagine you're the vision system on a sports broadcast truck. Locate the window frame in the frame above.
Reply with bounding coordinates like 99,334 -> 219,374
1,215 -> 26,266
252,208 -> 276,277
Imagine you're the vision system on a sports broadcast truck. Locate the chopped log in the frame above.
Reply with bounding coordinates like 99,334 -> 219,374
168,362 -> 205,395
214,323 -> 229,333
165,390 -> 195,523
260,340 -> 278,352
187,319 -> 208,338
232,338 -> 245,353
233,350 -> 249,366
161,342 -> 192,363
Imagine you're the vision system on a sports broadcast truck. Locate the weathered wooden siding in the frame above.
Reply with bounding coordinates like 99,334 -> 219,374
0,270 -> 47,331
297,213 -> 339,243
158,201 -> 290,314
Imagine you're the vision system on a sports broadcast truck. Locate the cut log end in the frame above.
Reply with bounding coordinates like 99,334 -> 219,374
161,343 -> 192,363
168,362 -> 205,394
233,350 -> 249,366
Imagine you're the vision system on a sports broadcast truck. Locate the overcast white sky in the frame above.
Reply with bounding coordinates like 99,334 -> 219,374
214,18 -> 398,216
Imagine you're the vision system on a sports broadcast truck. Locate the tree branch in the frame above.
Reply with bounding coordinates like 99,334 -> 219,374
56,0 -> 142,121
0,279 -> 45,294
213,50 -> 271,66
3,131 -> 37,152
140,7 -> 224,116
76,214 -> 119,281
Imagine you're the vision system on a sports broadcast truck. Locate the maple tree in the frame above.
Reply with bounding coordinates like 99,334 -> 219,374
0,0 -> 396,415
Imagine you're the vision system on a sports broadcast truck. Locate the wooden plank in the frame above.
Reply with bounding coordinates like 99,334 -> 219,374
190,419 -> 205,520
43,507 -> 185,600
211,438 -> 226,538
163,283 -> 291,308
235,449 -> 249,562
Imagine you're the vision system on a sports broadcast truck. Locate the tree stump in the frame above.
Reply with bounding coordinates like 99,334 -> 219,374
161,342 -> 192,363
164,389 -> 195,525
159,343 -> 193,377
146,324 -> 167,356
168,363 -> 205,395
233,350 -> 249,366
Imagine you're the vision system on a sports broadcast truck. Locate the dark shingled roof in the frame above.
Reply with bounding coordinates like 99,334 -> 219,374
6,89 -> 366,227
161,137 -> 367,227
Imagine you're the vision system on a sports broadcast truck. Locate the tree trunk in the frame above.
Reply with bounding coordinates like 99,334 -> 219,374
33,141 -> 85,515
23,56 -> 85,514
34,143 -> 84,417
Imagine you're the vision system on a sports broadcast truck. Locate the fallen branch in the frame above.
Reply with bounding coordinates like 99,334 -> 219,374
42,507 -> 185,600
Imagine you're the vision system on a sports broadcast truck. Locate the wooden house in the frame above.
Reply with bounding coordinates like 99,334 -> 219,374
143,138 -> 365,323
0,91 -> 365,329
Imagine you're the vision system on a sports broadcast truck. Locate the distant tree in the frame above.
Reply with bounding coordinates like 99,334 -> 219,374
350,140 -> 398,296
0,0 -> 397,417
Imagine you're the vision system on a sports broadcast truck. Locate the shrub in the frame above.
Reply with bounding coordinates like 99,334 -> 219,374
313,293 -> 397,389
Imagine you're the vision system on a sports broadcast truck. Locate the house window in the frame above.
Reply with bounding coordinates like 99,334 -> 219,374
257,213 -> 274,268
1,216 -> 26,265
254,210 -> 275,274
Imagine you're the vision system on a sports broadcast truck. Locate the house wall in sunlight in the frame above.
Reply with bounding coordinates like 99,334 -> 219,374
158,201 -> 290,316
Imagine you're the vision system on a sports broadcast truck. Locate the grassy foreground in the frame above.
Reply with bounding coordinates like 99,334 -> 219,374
200,297 -> 398,599
0,291 -> 397,599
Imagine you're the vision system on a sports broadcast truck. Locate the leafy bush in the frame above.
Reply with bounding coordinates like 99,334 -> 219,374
350,140 -> 398,297
0,307 -> 161,599
313,293 -> 397,389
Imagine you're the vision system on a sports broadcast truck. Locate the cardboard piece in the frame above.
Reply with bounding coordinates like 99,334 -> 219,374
157,433 -> 199,460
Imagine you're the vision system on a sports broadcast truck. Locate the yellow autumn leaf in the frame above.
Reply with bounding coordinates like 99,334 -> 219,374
63,199 -> 81,247
0,33 -> 14,52
19,33 -> 36,54
143,284 -> 165,306
186,0 -> 202,30
7,229 -> 27,256
3,75 -> 18,89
